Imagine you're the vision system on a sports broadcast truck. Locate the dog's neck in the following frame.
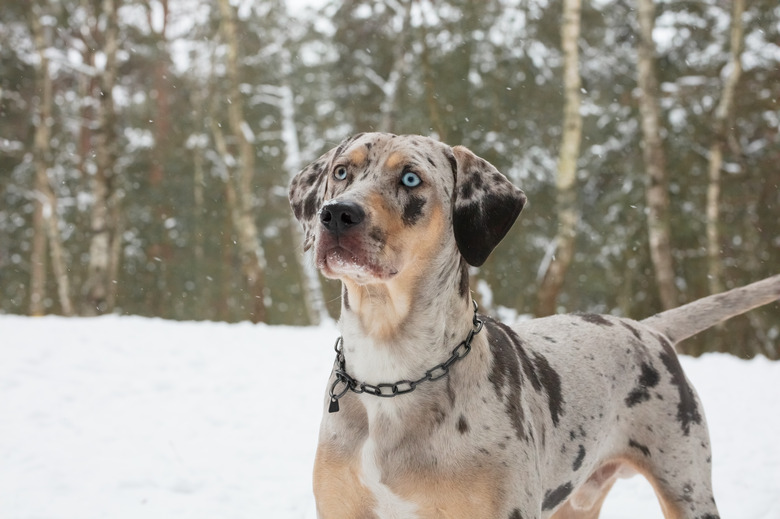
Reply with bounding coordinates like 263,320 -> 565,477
336,252 -> 474,386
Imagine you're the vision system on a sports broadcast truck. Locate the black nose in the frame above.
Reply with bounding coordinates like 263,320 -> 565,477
319,201 -> 365,234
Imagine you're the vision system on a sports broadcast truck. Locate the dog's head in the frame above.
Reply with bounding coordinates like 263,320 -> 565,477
289,133 -> 526,285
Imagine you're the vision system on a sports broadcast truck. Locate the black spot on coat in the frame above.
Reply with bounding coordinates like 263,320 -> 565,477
402,195 -> 426,226
485,318 -> 565,435
457,415 -> 469,434
578,313 -> 614,326
625,362 -> 661,407
542,482 -> 573,511
658,337 -> 701,435
629,439 -> 651,457
368,226 -> 386,245
530,351 -> 564,427
486,320 -> 526,440
572,444 -> 586,471
301,187 -> 321,222
619,320 -> 642,340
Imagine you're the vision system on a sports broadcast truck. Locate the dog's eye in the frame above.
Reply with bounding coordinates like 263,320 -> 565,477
401,171 -> 421,188
334,166 -> 348,181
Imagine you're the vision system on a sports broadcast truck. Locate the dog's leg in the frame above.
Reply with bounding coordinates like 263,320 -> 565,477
620,407 -> 720,518
641,447 -> 720,519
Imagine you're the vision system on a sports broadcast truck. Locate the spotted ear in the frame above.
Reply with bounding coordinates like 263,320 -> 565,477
451,145 -> 527,267
289,135 -> 365,251
289,152 -> 335,251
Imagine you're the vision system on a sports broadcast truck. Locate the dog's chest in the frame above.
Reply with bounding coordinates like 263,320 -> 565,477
355,438 -> 419,518
315,411 -> 512,519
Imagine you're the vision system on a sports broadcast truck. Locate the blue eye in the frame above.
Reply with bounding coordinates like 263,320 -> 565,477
334,166 -> 348,180
401,171 -> 421,188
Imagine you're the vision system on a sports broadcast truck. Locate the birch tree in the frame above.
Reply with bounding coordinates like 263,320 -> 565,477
366,0 -> 413,133
706,0 -> 745,296
261,33 -> 330,325
29,2 -> 74,316
536,0 -> 582,317
83,0 -> 122,315
636,0 -> 678,310
214,0 -> 267,323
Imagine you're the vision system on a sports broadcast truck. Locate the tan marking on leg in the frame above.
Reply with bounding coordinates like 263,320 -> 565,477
313,444 -> 377,519
390,466 -> 505,519
595,457 -> 687,519
551,457 -> 692,519
620,458 -> 688,519
644,472 -> 686,519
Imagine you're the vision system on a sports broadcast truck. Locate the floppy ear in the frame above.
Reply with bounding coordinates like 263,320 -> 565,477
289,153 -> 330,251
451,145 -> 527,266
288,134 -> 364,250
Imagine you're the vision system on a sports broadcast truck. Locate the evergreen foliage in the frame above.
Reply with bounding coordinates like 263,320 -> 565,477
1,0 -> 778,357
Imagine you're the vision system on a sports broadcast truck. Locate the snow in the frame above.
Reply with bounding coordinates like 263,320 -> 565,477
1,315 -> 779,519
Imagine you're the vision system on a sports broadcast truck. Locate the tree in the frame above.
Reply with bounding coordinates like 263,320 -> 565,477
536,0 -> 582,317
28,1 -> 74,316
274,32 -> 330,324
83,0 -> 122,315
213,0 -> 267,323
0,0 -> 778,356
368,0 -> 413,133
705,0 -> 745,297
636,0 -> 678,310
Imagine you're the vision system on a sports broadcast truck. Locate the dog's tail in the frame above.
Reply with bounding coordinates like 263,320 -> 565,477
641,274 -> 780,346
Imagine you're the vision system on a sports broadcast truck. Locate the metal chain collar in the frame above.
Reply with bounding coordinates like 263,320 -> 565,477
327,301 -> 484,413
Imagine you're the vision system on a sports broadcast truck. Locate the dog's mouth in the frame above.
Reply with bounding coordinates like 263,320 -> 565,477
316,242 -> 398,283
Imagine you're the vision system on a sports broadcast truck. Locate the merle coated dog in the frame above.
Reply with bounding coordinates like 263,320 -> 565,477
289,132 -> 779,519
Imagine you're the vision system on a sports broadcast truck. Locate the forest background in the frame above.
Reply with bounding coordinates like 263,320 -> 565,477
1,0 -> 778,358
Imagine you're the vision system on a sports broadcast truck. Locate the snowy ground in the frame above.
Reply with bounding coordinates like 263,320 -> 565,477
1,315 -> 778,519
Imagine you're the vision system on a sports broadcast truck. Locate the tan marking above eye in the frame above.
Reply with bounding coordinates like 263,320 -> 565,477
384,151 -> 405,170
348,147 -> 368,168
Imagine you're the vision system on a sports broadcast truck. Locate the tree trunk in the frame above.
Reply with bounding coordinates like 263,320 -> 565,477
145,0 -> 172,313
421,32 -> 447,141
29,186 -> 47,316
706,0 -> 745,296
216,0 -> 267,323
269,14 -> 330,325
211,119 -> 267,324
147,0 -> 170,188
536,0 -> 582,317
83,0 -> 121,316
636,0 -> 678,310
190,84 -> 209,318
29,3 -> 74,316
29,3 -> 51,317
377,0 -> 412,133
279,82 -> 330,324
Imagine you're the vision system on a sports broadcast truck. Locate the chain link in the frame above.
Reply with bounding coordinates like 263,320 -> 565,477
328,301 -> 484,412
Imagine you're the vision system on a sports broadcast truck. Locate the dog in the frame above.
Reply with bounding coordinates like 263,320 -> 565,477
289,132 -> 779,519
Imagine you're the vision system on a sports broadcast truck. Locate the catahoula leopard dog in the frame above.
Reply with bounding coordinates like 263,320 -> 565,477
288,132 -> 779,519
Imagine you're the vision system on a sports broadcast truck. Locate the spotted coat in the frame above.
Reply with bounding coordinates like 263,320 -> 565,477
289,133 -> 778,519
